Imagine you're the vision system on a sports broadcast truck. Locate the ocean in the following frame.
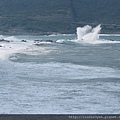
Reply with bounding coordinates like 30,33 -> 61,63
0,25 -> 120,114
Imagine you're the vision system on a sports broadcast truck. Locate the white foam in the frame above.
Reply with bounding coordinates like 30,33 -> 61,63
0,35 -> 58,60
56,39 -> 67,43
77,25 -> 101,41
76,25 -> 120,44
93,39 -> 120,44
77,25 -> 92,40
100,34 -> 120,36
5,36 -> 19,41
0,35 -> 19,42
0,35 -> 32,60
77,39 -> 120,44
0,35 -> 4,39
0,43 -> 27,60
21,45 -> 56,56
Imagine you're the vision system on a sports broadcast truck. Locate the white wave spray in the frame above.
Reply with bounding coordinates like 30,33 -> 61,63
77,25 -> 101,42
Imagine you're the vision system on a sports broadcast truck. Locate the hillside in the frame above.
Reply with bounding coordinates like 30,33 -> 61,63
0,0 -> 120,35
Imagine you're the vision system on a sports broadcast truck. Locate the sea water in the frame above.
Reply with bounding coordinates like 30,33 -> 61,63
0,26 -> 120,113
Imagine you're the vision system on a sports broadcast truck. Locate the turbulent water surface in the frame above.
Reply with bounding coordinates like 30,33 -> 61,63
0,32 -> 120,113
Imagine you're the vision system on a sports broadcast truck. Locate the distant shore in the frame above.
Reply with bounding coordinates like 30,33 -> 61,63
0,30 -> 120,36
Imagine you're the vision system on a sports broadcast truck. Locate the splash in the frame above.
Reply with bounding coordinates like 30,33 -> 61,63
77,25 -> 101,42
0,35 -> 28,60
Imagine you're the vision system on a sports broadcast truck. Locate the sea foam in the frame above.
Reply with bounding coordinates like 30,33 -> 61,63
76,25 -> 120,44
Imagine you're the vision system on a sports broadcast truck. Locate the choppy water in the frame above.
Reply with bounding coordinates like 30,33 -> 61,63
0,34 -> 120,113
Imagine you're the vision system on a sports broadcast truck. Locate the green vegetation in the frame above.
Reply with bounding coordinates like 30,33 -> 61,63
0,0 -> 120,35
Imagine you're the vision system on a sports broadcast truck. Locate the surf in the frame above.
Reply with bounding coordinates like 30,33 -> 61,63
76,25 -> 120,44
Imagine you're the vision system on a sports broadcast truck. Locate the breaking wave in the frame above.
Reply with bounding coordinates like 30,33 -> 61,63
76,25 -> 120,44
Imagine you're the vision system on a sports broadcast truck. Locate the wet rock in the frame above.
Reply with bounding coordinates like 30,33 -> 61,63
47,40 -> 53,42
109,39 -> 114,41
0,39 -> 10,42
34,40 -> 40,43
0,39 -> 4,41
34,40 -> 53,43
21,40 -> 27,42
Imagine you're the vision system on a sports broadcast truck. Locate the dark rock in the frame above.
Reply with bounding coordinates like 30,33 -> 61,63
21,40 -> 27,42
0,45 -> 2,47
47,40 -> 53,42
34,40 -> 53,43
0,39 -> 5,41
109,39 -> 114,41
34,40 -> 41,43
0,39 -> 10,42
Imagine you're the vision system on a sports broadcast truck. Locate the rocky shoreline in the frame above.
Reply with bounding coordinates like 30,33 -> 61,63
0,27 -> 120,36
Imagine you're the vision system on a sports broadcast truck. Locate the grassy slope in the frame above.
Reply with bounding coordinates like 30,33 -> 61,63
0,0 -> 120,34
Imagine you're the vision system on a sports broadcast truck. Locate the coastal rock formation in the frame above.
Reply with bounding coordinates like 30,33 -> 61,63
33,40 -> 54,46
21,40 -> 27,42
34,40 -> 53,43
0,39 -> 10,42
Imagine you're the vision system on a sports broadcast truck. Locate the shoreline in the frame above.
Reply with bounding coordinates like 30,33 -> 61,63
1,33 -> 120,36
0,30 -> 120,36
